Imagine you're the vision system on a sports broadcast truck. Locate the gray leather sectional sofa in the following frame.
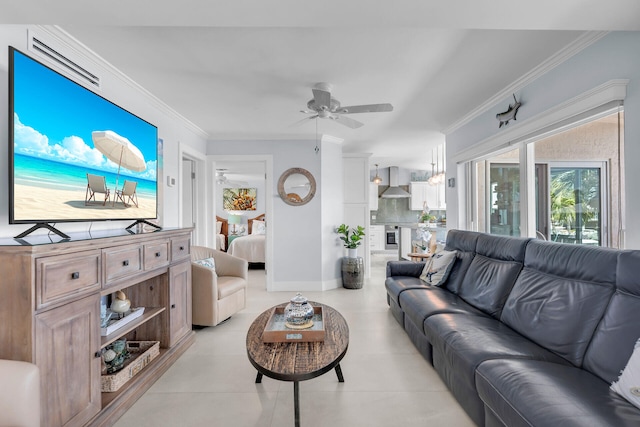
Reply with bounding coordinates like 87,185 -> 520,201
385,229 -> 640,427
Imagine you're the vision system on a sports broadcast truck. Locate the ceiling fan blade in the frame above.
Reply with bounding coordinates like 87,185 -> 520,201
312,88 -> 331,110
289,115 -> 317,127
332,115 -> 364,129
336,103 -> 393,114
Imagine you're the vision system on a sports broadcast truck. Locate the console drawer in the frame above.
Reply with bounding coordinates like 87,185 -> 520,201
103,244 -> 143,288
36,250 -> 101,309
171,236 -> 191,262
144,241 -> 170,270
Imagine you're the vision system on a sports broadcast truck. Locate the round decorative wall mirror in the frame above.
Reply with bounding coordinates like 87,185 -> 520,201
277,167 -> 316,206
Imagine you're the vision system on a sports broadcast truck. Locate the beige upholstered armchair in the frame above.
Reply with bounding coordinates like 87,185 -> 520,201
191,246 -> 248,326
0,359 -> 40,427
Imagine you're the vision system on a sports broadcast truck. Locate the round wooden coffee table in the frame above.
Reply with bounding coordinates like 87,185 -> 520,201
246,302 -> 349,427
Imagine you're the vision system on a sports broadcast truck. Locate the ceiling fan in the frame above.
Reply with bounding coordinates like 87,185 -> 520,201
299,82 -> 393,129
216,169 -> 248,186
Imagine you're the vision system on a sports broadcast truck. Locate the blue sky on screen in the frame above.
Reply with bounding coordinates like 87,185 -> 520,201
12,49 -> 157,181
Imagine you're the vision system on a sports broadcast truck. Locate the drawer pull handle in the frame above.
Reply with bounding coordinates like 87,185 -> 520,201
155,252 -> 161,257
71,272 -> 80,280
171,304 -> 176,309
123,260 -> 129,266
179,246 -> 185,251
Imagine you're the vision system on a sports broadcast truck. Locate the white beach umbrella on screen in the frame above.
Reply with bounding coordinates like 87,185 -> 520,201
92,130 -> 146,204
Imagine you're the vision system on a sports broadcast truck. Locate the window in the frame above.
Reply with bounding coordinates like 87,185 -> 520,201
464,108 -> 624,248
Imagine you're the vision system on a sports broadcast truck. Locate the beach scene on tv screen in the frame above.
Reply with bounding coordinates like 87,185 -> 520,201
12,50 -> 158,222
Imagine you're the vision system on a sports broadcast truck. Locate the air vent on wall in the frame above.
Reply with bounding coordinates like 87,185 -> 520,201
29,34 -> 101,89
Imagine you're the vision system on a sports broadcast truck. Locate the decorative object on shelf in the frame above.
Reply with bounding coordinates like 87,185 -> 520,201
100,306 -> 145,336
284,293 -> 315,329
102,339 -> 130,374
278,167 -> 316,206
371,164 -> 383,184
496,93 -> 522,128
110,290 -> 131,315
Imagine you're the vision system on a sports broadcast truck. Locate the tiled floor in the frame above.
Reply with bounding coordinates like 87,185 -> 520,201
114,254 -> 475,426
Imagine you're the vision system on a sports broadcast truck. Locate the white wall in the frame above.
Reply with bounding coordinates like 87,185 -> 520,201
0,25 -> 208,238
208,138 -> 345,291
321,138 -> 345,289
446,32 -> 640,248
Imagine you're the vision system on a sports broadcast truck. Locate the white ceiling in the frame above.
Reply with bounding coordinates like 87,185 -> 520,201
5,1 -> 640,171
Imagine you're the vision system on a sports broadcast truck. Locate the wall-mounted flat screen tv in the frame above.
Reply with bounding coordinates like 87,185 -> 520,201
8,47 -> 158,235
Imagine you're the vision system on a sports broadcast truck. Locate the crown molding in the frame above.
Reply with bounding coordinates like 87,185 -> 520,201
443,31 -> 609,135
34,25 -> 209,140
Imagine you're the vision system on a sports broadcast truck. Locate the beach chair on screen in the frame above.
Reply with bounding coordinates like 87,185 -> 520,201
85,174 -> 111,206
116,180 -> 139,208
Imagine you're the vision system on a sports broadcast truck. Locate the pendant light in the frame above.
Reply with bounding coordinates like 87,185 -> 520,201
428,149 -> 437,185
372,164 -> 382,184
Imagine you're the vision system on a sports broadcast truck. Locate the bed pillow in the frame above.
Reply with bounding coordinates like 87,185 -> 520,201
419,250 -> 457,286
252,220 -> 266,235
611,338 -> 640,410
216,221 -> 223,234
194,257 -> 216,271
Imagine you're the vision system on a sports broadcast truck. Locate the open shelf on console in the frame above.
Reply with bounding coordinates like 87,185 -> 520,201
101,307 -> 165,348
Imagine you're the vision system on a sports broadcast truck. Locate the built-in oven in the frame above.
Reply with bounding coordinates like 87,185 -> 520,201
385,225 -> 398,250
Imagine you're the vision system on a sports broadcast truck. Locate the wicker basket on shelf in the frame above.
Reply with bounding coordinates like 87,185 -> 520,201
101,341 -> 160,392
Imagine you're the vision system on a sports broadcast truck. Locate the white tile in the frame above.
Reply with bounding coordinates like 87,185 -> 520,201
114,254 -> 474,427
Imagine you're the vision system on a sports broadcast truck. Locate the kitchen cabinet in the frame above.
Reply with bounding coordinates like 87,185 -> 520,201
410,182 -> 445,210
369,225 -> 385,251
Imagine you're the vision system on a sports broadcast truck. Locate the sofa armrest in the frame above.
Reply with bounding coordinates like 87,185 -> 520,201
386,260 -> 427,278
0,359 -> 40,427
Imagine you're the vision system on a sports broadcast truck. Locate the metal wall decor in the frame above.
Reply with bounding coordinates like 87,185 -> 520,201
496,94 -> 522,128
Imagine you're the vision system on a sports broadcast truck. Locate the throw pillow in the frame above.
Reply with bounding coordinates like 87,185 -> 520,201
252,220 -> 266,235
611,338 -> 640,410
194,257 -> 216,271
419,250 -> 457,286
216,221 -> 223,234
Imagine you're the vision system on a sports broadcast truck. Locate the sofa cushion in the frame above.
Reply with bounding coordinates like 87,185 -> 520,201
443,229 -> 480,294
476,359 -> 640,427
501,240 -> 617,367
419,250 -> 457,286
457,255 -> 524,318
385,276 -> 427,306
424,313 -> 569,391
583,250 -> 640,383
399,287 -> 485,333
455,234 -> 529,318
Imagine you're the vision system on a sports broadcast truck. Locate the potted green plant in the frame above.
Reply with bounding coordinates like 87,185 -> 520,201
336,224 -> 366,258
336,224 -> 366,289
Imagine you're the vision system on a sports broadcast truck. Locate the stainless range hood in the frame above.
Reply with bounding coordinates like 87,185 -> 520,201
380,166 -> 411,198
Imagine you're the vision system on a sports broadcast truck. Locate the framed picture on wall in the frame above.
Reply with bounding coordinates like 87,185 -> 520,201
223,188 -> 257,211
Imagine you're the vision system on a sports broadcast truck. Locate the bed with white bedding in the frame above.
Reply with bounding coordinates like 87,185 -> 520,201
227,214 -> 265,263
